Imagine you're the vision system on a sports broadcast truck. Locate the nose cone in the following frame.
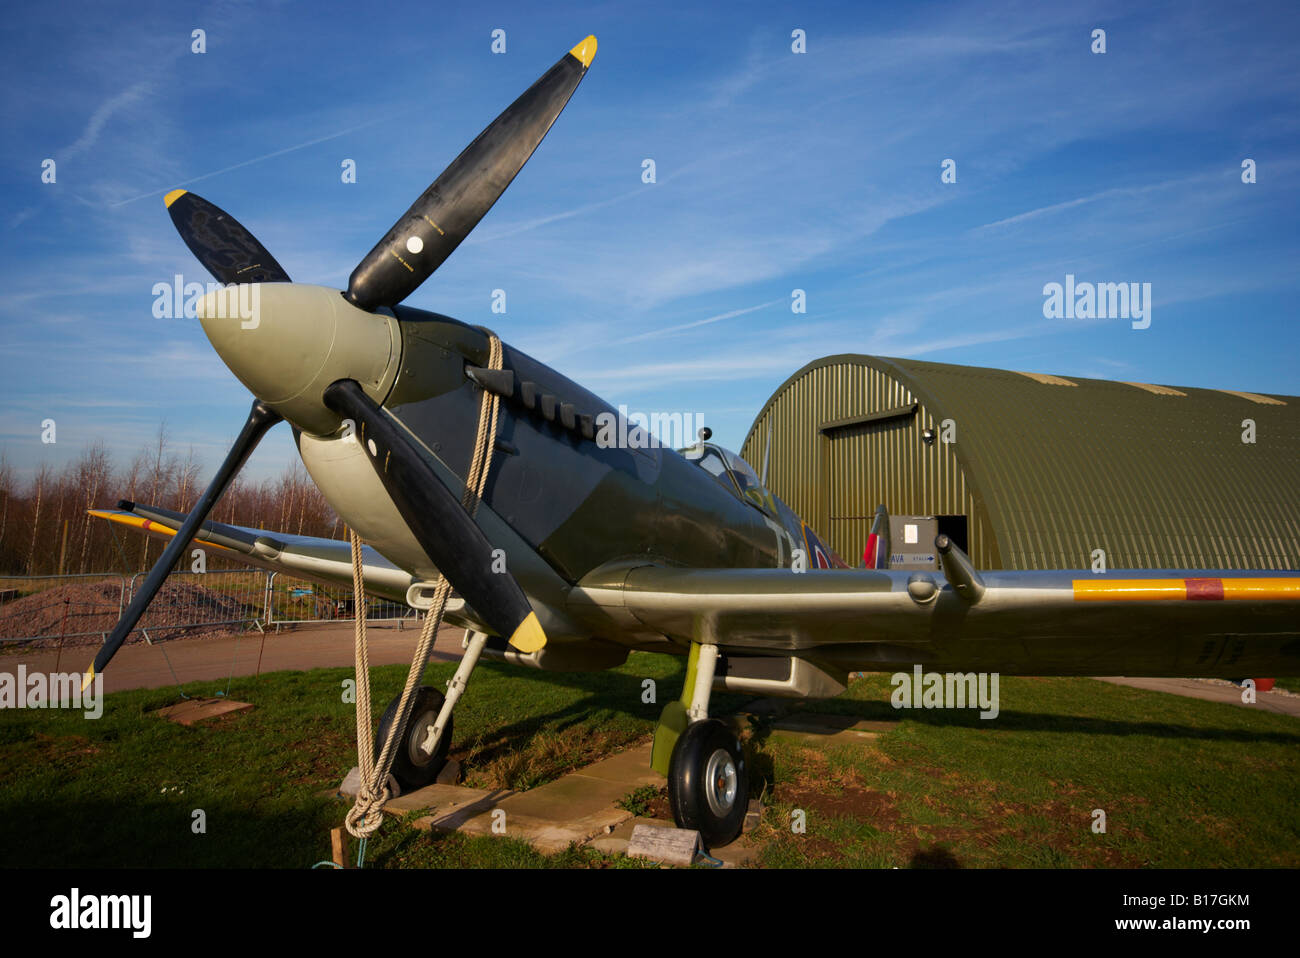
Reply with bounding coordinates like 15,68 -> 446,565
197,284 -> 401,434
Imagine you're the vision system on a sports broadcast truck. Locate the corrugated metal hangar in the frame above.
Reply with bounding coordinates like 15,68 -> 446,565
740,355 -> 1299,571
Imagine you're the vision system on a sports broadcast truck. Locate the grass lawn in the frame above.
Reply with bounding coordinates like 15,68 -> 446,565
1,655 -> 1296,869
748,674 -> 1300,868
0,652 -> 721,869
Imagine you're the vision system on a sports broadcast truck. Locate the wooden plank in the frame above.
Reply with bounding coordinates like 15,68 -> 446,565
151,697 -> 253,726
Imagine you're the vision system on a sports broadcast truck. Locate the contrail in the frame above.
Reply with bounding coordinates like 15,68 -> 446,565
109,113 -> 400,208
622,298 -> 786,344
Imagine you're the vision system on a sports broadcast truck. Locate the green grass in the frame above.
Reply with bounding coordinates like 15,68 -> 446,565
0,651 -> 728,869
747,674 -> 1300,868
2,659 -> 1297,869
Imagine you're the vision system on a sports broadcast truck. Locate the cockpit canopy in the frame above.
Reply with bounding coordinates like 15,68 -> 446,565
681,441 -> 777,517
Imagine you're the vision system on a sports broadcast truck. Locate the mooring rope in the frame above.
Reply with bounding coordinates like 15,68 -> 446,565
345,332 -> 504,842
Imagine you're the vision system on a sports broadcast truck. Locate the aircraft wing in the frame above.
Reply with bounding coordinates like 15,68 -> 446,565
90,502 -> 416,603
571,559 -> 1300,677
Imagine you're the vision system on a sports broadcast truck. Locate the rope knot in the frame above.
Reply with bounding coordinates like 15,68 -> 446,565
345,780 -> 390,839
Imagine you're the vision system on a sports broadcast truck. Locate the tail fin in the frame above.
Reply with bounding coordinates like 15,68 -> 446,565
863,505 -> 890,569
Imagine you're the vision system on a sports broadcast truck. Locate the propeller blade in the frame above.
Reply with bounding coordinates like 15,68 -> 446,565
345,35 -> 597,312
165,189 -> 292,285
322,379 -> 545,652
82,400 -> 282,691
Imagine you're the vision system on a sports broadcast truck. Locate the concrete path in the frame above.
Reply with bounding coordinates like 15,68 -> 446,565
1095,677 -> 1300,718
0,622 -> 467,694
372,709 -> 894,864
370,739 -> 765,865
387,742 -> 661,854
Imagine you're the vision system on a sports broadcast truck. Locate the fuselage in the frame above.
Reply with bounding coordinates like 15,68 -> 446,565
288,301 -> 839,649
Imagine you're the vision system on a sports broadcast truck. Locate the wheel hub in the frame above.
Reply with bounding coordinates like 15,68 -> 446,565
408,709 -> 437,764
703,748 -> 738,817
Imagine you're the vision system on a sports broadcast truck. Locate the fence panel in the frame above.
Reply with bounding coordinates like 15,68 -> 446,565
126,568 -> 269,640
266,572 -> 419,628
0,568 -> 418,646
0,574 -> 127,644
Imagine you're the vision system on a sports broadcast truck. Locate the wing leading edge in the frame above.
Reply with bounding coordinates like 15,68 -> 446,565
90,502 -> 414,603
571,557 -> 1300,678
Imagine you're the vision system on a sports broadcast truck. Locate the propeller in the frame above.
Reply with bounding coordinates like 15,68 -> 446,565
86,35 -> 599,681
345,35 -> 596,311
164,189 -> 291,285
82,400 -> 282,690
322,379 -> 544,652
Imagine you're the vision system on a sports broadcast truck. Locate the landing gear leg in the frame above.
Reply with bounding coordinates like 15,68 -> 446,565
376,629 -> 487,791
655,642 -> 749,848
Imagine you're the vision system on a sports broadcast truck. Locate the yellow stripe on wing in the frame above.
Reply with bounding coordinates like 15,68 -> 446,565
87,510 -> 238,553
1073,578 -> 1300,601
1221,578 -> 1300,600
1073,579 -> 1188,601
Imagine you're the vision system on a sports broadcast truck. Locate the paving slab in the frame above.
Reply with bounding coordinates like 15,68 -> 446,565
395,784 -> 517,834
339,734 -> 770,860
568,742 -> 663,788
384,782 -> 511,816
336,742 -> 669,854
497,771 -> 631,821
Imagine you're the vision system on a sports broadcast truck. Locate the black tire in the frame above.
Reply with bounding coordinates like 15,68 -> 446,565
668,718 -> 748,849
375,685 -> 452,791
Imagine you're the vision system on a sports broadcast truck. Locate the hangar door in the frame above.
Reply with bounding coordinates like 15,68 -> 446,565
824,408 -> 968,566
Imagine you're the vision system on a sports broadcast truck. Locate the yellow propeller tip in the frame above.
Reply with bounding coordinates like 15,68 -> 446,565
507,611 -> 547,653
164,189 -> 188,208
81,666 -> 96,693
569,35 -> 597,68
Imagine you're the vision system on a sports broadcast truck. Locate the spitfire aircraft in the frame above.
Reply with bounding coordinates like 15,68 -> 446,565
86,35 -> 1300,848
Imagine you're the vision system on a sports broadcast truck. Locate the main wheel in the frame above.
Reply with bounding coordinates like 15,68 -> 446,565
375,685 -> 452,791
668,718 -> 748,848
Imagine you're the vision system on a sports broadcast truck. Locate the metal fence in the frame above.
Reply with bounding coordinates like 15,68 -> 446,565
0,568 -> 418,645
0,573 -> 128,644
265,572 -> 418,630
127,569 -> 268,640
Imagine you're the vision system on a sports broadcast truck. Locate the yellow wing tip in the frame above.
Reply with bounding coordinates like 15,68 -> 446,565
569,35 -> 597,67
164,189 -> 188,208
507,611 -> 547,653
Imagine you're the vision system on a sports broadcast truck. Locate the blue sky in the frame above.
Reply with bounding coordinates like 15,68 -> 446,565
2,0 -> 1297,485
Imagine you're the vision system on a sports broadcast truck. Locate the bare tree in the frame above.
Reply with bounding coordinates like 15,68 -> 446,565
141,422 -> 171,570
175,446 -> 202,514
0,452 -> 12,562
26,464 -> 50,574
76,441 -> 112,573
